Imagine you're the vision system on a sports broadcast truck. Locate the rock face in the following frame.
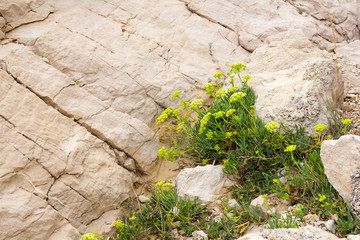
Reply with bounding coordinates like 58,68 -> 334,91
176,165 -> 234,203
0,69 -> 138,237
0,0 -> 359,239
246,30 -> 339,132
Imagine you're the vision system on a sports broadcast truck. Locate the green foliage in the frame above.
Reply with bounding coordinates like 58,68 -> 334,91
84,63 -> 358,239
83,181 -> 242,240
156,63 -> 359,237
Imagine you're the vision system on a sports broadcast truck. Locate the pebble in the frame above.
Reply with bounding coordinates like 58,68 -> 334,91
325,219 -> 336,232
138,195 -> 150,203
228,199 -> 242,211
192,231 -> 208,240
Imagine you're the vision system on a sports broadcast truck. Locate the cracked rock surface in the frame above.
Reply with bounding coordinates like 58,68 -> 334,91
0,0 -> 360,239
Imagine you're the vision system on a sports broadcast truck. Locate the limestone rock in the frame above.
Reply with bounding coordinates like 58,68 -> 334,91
246,30 -> 338,133
348,235 -> 360,240
0,0 -> 54,32
182,0 -> 359,51
138,195 -> 150,203
192,230 -> 208,240
228,199 -> 242,211
0,69 -> 135,237
337,40 -> 360,95
176,165 -> 234,203
0,43 -> 160,172
261,225 -> 341,240
321,135 -> 360,220
321,135 -> 360,200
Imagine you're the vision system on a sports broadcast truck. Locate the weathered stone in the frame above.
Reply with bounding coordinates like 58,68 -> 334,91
0,43 -> 160,172
228,199 -> 242,211
138,195 -> 150,203
0,0 -> 54,32
182,0 -> 359,51
176,165 -> 234,203
0,69 -> 135,237
261,225 -> 341,240
246,30 -> 338,133
325,219 -> 336,232
348,235 -> 360,240
192,230 -> 208,240
337,40 -> 360,95
321,135 -> 360,201
250,195 -> 269,217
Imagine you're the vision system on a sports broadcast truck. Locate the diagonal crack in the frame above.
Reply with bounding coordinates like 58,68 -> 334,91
179,0 -> 234,32
2,64 -> 141,172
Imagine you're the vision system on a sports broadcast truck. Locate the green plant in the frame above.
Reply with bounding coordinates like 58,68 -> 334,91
85,63 -> 358,239
155,63 -> 358,237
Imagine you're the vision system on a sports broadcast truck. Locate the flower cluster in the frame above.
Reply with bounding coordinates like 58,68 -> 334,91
215,88 -> 228,98
314,124 -> 327,133
213,111 -> 225,119
213,72 -> 225,80
156,107 -> 174,125
265,122 -> 280,133
202,82 -> 217,94
199,112 -> 212,134
225,132 -> 236,139
315,194 -> 330,207
229,92 -> 246,103
284,145 -> 296,152
206,131 -> 214,140
156,181 -> 173,189
190,99 -> 203,110
176,121 -> 184,133
226,109 -> 236,117
229,86 -> 238,92
341,119 -> 352,125
80,232 -> 99,240
171,91 -> 182,99
114,220 -> 127,229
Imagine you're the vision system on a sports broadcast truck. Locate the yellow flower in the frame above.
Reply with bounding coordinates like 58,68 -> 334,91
156,107 -> 174,125
171,91 -> 182,99
213,111 -> 225,119
190,99 -> 204,110
114,220 -> 127,229
215,89 -> 228,98
226,109 -> 236,117
206,131 -> 214,140
341,119 -> 352,125
284,145 -> 296,152
199,112 -> 212,134
156,181 -> 165,187
163,183 -> 173,188
314,124 -> 327,132
129,215 -> 136,221
265,122 -> 280,133
229,92 -> 246,103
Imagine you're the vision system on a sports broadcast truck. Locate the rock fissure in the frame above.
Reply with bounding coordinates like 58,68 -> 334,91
179,0 -> 234,32
5,11 -> 53,33
3,64 -> 145,169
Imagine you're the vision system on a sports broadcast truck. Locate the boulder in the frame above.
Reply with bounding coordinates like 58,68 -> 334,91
176,165 -> 234,203
320,135 -> 360,219
246,30 -> 339,133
